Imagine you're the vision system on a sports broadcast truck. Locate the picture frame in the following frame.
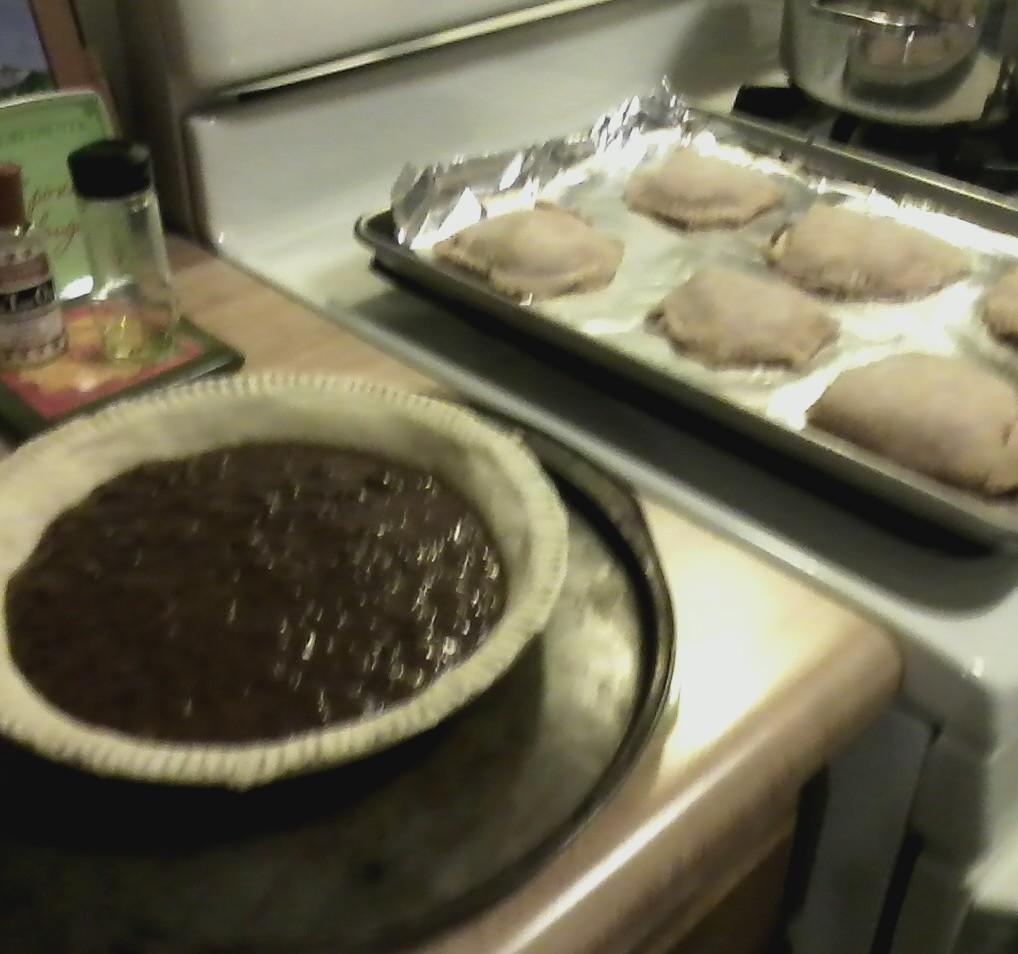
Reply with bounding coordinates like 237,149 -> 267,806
0,0 -> 110,110
0,89 -> 115,298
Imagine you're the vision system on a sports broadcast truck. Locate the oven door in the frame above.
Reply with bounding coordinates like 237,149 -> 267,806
890,825 -> 1018,954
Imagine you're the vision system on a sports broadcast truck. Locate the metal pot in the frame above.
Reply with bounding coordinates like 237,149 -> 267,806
781,0 -> 1011,126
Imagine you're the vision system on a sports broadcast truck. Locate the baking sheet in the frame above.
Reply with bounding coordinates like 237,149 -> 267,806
380,82 -> 1018,542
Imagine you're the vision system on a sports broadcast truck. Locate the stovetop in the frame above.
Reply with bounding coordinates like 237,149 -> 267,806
734,84 -> 1018,197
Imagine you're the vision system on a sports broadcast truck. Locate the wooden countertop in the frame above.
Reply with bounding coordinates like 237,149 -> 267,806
168,237 -> 902,952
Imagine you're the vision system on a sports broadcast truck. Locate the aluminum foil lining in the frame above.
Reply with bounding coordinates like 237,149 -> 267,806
389,81 -> 1018,532
392,84 -> 691,247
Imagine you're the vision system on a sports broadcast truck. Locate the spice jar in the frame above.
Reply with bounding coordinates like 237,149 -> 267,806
68,140 -> 179,363
0,163 -> 67,367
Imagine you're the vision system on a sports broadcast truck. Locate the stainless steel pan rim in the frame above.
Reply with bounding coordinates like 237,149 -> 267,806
781,0 -> 1004,126
811,0 -> 974,31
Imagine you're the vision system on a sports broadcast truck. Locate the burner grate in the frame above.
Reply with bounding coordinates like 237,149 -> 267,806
733,84 -> 1018,196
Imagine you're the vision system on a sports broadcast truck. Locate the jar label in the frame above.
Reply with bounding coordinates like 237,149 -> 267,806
0,264 -> 67,365
0,252 -> 50,292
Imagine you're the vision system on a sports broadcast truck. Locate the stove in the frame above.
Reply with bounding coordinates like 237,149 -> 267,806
118,0 -> 1018,951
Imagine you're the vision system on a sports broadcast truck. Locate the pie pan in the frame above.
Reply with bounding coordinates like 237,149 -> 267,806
0,374 -> 568,788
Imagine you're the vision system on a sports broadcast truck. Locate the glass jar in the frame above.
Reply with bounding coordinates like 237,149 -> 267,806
68,140 -> 179,363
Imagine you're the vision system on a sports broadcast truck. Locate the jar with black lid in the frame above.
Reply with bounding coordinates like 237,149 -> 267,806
68,139 -> 179,363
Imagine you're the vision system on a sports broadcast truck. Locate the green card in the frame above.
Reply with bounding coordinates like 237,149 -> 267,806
0,90 -> 114,299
